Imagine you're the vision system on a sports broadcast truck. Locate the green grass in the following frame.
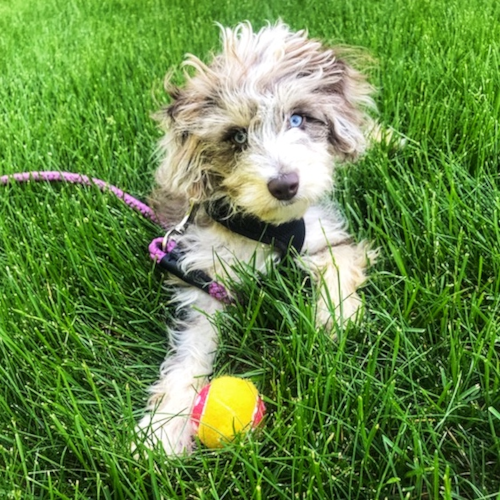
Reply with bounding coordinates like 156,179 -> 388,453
1,0 -> 499,498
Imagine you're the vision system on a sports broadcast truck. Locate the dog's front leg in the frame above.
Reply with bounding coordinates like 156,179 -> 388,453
135,292 -> 221,456
305,243 -> 372,330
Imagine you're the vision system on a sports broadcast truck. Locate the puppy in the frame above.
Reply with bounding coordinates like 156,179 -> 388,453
136,21 -> 377,455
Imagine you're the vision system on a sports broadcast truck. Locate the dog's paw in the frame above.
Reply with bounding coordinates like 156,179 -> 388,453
316,293 -> 362,335
132,411 -> 194,457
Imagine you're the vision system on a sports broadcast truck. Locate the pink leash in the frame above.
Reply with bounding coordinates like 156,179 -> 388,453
1,171 -> 230,302
1,171 -> 160,224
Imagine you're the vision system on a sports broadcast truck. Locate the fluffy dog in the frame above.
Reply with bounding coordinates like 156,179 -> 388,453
136,21 -> 377,455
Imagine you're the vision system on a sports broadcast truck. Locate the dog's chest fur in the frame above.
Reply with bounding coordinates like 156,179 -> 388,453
172,204 -> 350,288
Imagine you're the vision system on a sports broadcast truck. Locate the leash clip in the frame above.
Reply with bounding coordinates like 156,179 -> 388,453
161,201 -> 197,250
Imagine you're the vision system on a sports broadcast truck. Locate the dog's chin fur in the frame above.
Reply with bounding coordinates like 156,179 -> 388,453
135,21 -> 378,456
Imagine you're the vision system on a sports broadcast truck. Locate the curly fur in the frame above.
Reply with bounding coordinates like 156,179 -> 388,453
136,21 -> 378,455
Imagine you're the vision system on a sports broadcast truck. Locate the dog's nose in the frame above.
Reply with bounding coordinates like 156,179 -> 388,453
267,173 -> 299,201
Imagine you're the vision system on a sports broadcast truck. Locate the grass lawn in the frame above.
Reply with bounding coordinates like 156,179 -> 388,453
1,0 -> 499,498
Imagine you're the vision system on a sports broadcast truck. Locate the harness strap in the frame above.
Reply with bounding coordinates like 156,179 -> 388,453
208,200 -> 306,256
149,238 -> 231,303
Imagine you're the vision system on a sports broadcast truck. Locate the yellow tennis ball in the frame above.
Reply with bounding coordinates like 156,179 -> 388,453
191,376 -> 265,449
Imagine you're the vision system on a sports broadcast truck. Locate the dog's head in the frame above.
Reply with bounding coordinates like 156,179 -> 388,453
155,22 -> 375,224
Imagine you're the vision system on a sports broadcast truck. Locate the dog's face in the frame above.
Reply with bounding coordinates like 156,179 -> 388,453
156,22 -> 374,224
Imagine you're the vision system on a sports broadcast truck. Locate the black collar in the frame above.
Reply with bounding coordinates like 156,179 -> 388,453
207,200 -> 306,256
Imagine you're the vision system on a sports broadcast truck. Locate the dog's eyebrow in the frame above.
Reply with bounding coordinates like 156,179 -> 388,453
288,101 -> 326,122
304,115 -> 327,126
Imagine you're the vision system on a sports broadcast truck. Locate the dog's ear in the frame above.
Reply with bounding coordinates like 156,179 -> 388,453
154,84 -> 214,203
155,82 -> 193,132
162,86 -> 186,122
314,54 -> 375,161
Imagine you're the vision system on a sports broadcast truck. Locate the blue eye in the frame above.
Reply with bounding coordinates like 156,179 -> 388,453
232,129 -> 248,145
289,114 -> 304,128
